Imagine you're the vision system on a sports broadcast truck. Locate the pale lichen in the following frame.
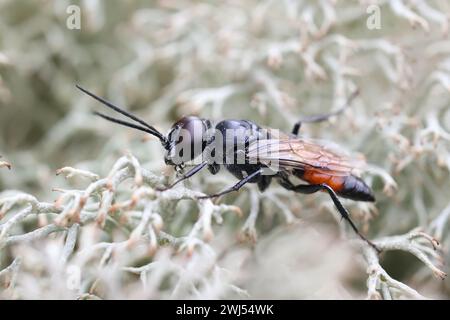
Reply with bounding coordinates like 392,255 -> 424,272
0,0 -> 449,299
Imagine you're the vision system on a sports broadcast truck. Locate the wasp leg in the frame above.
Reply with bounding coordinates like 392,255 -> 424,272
257,175 -> 272,192
197,169 -> 262,199
291,89 -> 359,136
292,109 -> 349,136
157,162 -> 208,191
281,180 -> 381,253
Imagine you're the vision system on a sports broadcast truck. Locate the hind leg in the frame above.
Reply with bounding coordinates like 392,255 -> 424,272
280,179 -> 380,252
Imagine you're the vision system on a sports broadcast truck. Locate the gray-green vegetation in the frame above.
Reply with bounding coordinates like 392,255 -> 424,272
0,0 -> 449,299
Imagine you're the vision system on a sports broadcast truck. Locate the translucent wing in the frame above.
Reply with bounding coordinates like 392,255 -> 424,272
247,130 -> 366,176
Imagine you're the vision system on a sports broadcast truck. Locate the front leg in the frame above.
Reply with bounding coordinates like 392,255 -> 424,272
157,162 -> 208,191
197,169 -> 262,199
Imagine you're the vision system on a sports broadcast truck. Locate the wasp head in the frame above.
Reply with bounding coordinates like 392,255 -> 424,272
164,116 -> 212,166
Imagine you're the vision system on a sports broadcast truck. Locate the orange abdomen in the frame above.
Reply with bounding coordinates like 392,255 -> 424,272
302,170 -> 346,193
299,169 -> 375,202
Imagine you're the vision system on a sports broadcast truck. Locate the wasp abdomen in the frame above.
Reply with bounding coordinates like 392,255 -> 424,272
299,170 -> 375,202
301,170 -> 344,192
339,175 -> 375,202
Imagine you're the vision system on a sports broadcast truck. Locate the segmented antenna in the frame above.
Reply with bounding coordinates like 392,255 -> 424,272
76,85 -> 167,143
92,111 -> 162,137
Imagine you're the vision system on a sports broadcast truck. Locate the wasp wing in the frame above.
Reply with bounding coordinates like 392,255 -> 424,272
247,131 -> 366,176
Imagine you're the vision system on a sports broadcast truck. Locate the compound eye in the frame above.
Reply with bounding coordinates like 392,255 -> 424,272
168,116 -> 209,163
172,116 -> 204,137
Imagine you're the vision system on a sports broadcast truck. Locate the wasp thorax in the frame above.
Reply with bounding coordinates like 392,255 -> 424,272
164,116 -> 211,166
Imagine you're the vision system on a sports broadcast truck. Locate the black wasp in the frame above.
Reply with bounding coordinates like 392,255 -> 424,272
76,85 -> 379,252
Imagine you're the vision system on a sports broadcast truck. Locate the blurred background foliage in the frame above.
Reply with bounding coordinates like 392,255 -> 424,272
0,0 -> 450,299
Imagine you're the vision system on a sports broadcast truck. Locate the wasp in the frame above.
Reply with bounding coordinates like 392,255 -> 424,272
76,85 -> 379,252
